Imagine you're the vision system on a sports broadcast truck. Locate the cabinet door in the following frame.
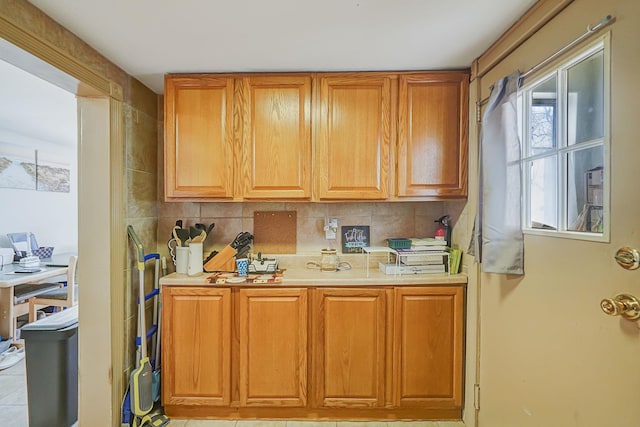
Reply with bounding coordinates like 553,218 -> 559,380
316,74 -> 392,199
162,287 -> 231,406
164,75 -> 234,199
237,75 -> 312,199
239,288 -> 308,406
393,286 -> 464,409
313,288 -> 387,407
397,72 -> 469,197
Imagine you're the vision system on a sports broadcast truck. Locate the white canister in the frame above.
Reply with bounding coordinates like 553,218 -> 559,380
187,242 -> 203,276
175,246 -> 189,274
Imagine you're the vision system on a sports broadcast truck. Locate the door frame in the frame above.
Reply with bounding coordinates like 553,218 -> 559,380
0,17 -> 125,426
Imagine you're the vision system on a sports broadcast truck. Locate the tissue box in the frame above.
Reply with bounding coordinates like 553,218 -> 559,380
0,248 -> 13,265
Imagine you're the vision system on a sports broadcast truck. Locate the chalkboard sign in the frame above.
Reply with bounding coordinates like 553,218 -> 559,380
341,225 -> 370,254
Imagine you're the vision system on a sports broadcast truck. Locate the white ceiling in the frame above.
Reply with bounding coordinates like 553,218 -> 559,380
0,58 -> 77,147
27,0 -> 537,94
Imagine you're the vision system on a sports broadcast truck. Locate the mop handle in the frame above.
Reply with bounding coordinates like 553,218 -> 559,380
127,225 -> 145,272
128,225 -> 148,359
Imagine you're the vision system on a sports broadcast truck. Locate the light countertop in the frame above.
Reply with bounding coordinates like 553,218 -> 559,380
160,256 -> 467,287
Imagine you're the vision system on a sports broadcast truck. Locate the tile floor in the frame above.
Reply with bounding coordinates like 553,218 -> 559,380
0,358 -> 465,427
0,357 -> 28,427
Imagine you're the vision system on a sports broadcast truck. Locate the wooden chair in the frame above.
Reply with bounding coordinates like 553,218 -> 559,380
10,281 -> 61,337
28,255 -> 78,322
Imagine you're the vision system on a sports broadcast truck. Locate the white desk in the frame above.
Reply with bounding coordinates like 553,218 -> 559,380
0,254 -> 71,339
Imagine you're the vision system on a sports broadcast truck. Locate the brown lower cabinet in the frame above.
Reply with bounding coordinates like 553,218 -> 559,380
239,288 -> 308,407
162,287 -> 232,406
312,288 -> 389,408
161,285 -> 465,420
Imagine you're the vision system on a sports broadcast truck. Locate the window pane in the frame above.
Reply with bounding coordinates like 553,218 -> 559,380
529,156 -> 557,230
567,146 -> 604,232
529,76 -> 557,155
567,50 -> 604,145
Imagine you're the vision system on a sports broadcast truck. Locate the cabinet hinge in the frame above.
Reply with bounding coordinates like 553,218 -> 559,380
476,103 -> 482,123
474,383 -> 480,410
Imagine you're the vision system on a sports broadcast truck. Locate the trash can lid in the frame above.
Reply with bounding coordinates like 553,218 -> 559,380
22,305 -> 78,331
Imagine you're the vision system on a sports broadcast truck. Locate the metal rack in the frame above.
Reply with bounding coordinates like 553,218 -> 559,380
362,246 -> 399,277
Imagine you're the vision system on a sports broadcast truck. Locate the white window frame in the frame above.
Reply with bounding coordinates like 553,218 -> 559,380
520,34 -> 610,242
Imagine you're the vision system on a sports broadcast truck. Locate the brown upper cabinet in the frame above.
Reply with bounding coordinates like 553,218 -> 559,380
237,75 -> 312,199
164,71 -> 468,201
164,75 -> 235,199
315,74 -> 392,200
397,72 -> 469,198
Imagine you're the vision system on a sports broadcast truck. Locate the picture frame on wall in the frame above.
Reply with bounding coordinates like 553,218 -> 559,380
0,142 -> 36,190
36,150 -> 71,193
341,225 -> 370,254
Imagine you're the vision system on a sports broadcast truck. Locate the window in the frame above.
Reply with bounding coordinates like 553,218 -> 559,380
520,37 -> 609,241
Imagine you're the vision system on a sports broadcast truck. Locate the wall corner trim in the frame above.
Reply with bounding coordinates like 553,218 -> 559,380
474,0 -> 575,79
0,14 -> 111,96
110,82 -> 124,101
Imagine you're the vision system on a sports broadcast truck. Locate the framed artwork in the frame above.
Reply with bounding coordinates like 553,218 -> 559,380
0,142 -> 36,190
341,225 -> 370,253
36,150 -> 71,193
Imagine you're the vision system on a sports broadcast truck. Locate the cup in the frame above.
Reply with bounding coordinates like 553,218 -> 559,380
236,258 -> 249,277
175,246 -> 189,274
187,242 -> 203,276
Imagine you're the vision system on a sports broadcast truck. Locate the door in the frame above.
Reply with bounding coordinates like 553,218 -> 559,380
312,288 -> 388,408
162,287 -> 231,406
237,75 -> 312,199
238,288 -> 308,407
474,2 -> 640,426
315,74 -> 392,200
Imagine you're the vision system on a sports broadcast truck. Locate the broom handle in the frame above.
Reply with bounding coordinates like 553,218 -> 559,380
128,225 -> 148,359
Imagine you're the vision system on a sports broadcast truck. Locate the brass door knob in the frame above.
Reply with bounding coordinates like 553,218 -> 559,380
614,247 -> 640,270
600,294 -> 640,320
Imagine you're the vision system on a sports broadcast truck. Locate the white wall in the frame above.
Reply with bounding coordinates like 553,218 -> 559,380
0,128 -> 77,254
0,56 -> 78,256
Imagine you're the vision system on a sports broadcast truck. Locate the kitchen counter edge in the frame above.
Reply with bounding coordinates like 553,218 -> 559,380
159,269 -> 467,287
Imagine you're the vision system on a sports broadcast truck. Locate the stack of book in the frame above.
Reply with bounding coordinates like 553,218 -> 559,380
448,246 -> 462,275
379,238 -> 449,274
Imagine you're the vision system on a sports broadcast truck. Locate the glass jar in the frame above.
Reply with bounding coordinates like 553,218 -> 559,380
320,248 -> 337,272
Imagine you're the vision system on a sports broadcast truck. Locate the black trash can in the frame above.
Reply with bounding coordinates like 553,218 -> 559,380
21,305 -> 78,427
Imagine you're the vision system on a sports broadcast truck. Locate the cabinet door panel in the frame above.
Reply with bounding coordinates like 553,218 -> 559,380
239,288 -> 308,406
314,288 -> 386,407
165,76 -> 234,199
394,286 -> 464,409
317,75 -> 391,199
398,73 -> 468,197
238,76 -> 311,198
162,287 -> 231,406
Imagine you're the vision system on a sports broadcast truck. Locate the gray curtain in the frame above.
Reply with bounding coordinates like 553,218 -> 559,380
470,72 -> 524,275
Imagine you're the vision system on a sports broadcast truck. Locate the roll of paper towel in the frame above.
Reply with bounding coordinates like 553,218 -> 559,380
0,248 -> 14,265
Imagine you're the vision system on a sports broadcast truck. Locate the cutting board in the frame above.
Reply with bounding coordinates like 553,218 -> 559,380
253,211 -> 297,254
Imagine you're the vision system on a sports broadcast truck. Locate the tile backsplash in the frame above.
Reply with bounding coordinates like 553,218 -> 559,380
157,201 -> 465,271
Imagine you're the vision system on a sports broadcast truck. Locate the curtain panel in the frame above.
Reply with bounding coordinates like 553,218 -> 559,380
471,72 -> 524,275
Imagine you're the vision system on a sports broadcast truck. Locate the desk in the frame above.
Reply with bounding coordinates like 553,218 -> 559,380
0,253 -> 71,339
